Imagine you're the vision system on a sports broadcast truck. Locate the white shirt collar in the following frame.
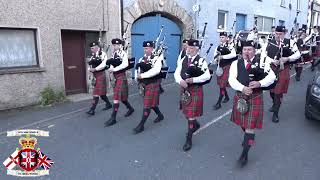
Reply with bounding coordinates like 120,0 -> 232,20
188,53 -> 199,60
244,57 -> 255,63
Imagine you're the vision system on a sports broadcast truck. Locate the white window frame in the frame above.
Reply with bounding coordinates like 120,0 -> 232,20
280,0 -> 286,7
217,10 -> 228,32
0,28 -> 39,70
255,16 -> 275,33
296,0 -> 301,11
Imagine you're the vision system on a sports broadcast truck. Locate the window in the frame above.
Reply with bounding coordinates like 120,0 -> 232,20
217,10 -> 228,30
281,0 -> 285,7
256,16 -> 274,32
296,0 -> 301,11
0,28 -> 39,69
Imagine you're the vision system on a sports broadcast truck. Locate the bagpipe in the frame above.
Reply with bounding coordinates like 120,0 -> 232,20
135,25 -> 169,80
104,24 -> 135,71
122,24 -> 136,71
185,23 -> 213,85
88,30 -> 111,70
290,11 -> 300,40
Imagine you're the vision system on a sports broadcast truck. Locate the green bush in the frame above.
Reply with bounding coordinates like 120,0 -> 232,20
39,86 -> 67,106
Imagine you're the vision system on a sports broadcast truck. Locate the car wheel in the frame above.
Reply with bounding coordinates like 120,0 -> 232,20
305,104 -> 313,120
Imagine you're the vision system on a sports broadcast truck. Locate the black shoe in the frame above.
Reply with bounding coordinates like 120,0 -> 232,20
269,106 -> 275,112
222,96 -> 229,103
192,121 -> 200,133
102,104 -> 112,111
183,133 -> 192,152
213,103 -> 221,110
104,116 -> 117,127
124,108 -> 134,117
272,114 -> 279,123
160,87 -> 164,94
86,109 -> 95,116
238,152 -> 248,167
133,124 -> 144,134
153,114 -> 164,123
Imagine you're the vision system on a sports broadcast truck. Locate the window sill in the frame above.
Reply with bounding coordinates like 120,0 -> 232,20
0,67 -> 46,75
217,29 -> 229,33
280,5 -> 286,8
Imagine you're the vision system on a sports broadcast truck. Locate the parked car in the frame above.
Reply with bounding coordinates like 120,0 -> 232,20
305,68 -> 320,120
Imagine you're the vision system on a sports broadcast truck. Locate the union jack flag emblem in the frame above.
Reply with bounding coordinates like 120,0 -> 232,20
37,151 -> 54,170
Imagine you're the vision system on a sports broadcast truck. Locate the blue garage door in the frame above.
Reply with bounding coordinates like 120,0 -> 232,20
236,14 -> 247,32
131,14 -> 182,75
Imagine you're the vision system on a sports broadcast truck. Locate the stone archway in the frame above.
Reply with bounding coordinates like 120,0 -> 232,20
123,0 -> 194,55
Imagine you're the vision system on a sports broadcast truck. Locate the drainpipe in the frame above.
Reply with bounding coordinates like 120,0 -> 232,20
120,0 -> 124,36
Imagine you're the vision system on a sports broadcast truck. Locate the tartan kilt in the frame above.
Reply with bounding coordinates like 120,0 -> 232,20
231,91 -> 264,129
271,65 -> 290,94
93,71 -> 107,96
301,53 -> 312,64
312,47 -> 320,58
181,85 -> 204,118
296,54 -> 313,67
113,72 -> 128,101
217,65 -> 230,88
143,81 -> 160,108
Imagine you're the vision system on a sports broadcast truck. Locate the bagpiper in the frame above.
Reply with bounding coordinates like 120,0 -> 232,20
177,39 -> 189,62
265,26 -> 301,123
133,41 -> 164,134
309,26 -> 320,71
87,42 -> 112,116
267,26 -> 276,41
213,31 -> 237,110
229,38 -> 276,167
174,39 -> 211,152
294,25 -> 312,81
102,38 -> 135,127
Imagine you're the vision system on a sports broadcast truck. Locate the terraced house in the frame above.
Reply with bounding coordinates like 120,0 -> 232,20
0,0 -> 310,110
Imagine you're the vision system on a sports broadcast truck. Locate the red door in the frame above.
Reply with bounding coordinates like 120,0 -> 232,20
61,30 -> 87,95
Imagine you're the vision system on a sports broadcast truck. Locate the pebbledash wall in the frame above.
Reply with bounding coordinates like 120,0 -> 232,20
123,0 -> 309,59
0,0 -> 310,110
0,0 -> 121,110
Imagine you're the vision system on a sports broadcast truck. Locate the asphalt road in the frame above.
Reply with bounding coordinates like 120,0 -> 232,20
0,67 -> 320,180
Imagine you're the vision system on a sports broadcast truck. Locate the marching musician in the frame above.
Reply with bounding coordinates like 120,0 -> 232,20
294,26 -> 311,81
87,42 -> 112,116
174,39 -> 211,152
309,26 -> 320,71
177,39 -> 189,62
259,36 -> 268,51
267,26 -> 276,41
213,31 -> 237,110
103,38 -> 135,127
229,38 -> 276,167
228,34 -> 234,47
133,41 -> 164,134
264,26 -> 301,123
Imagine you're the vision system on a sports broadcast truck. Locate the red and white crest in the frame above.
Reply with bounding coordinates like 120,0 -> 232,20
18,149 -> 38,172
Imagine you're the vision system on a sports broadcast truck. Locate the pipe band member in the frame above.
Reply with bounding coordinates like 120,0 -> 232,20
87,42 -> 112,116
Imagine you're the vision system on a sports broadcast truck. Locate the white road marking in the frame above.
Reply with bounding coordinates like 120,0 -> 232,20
0,65 -> 311,136
194,65 -> 311,135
